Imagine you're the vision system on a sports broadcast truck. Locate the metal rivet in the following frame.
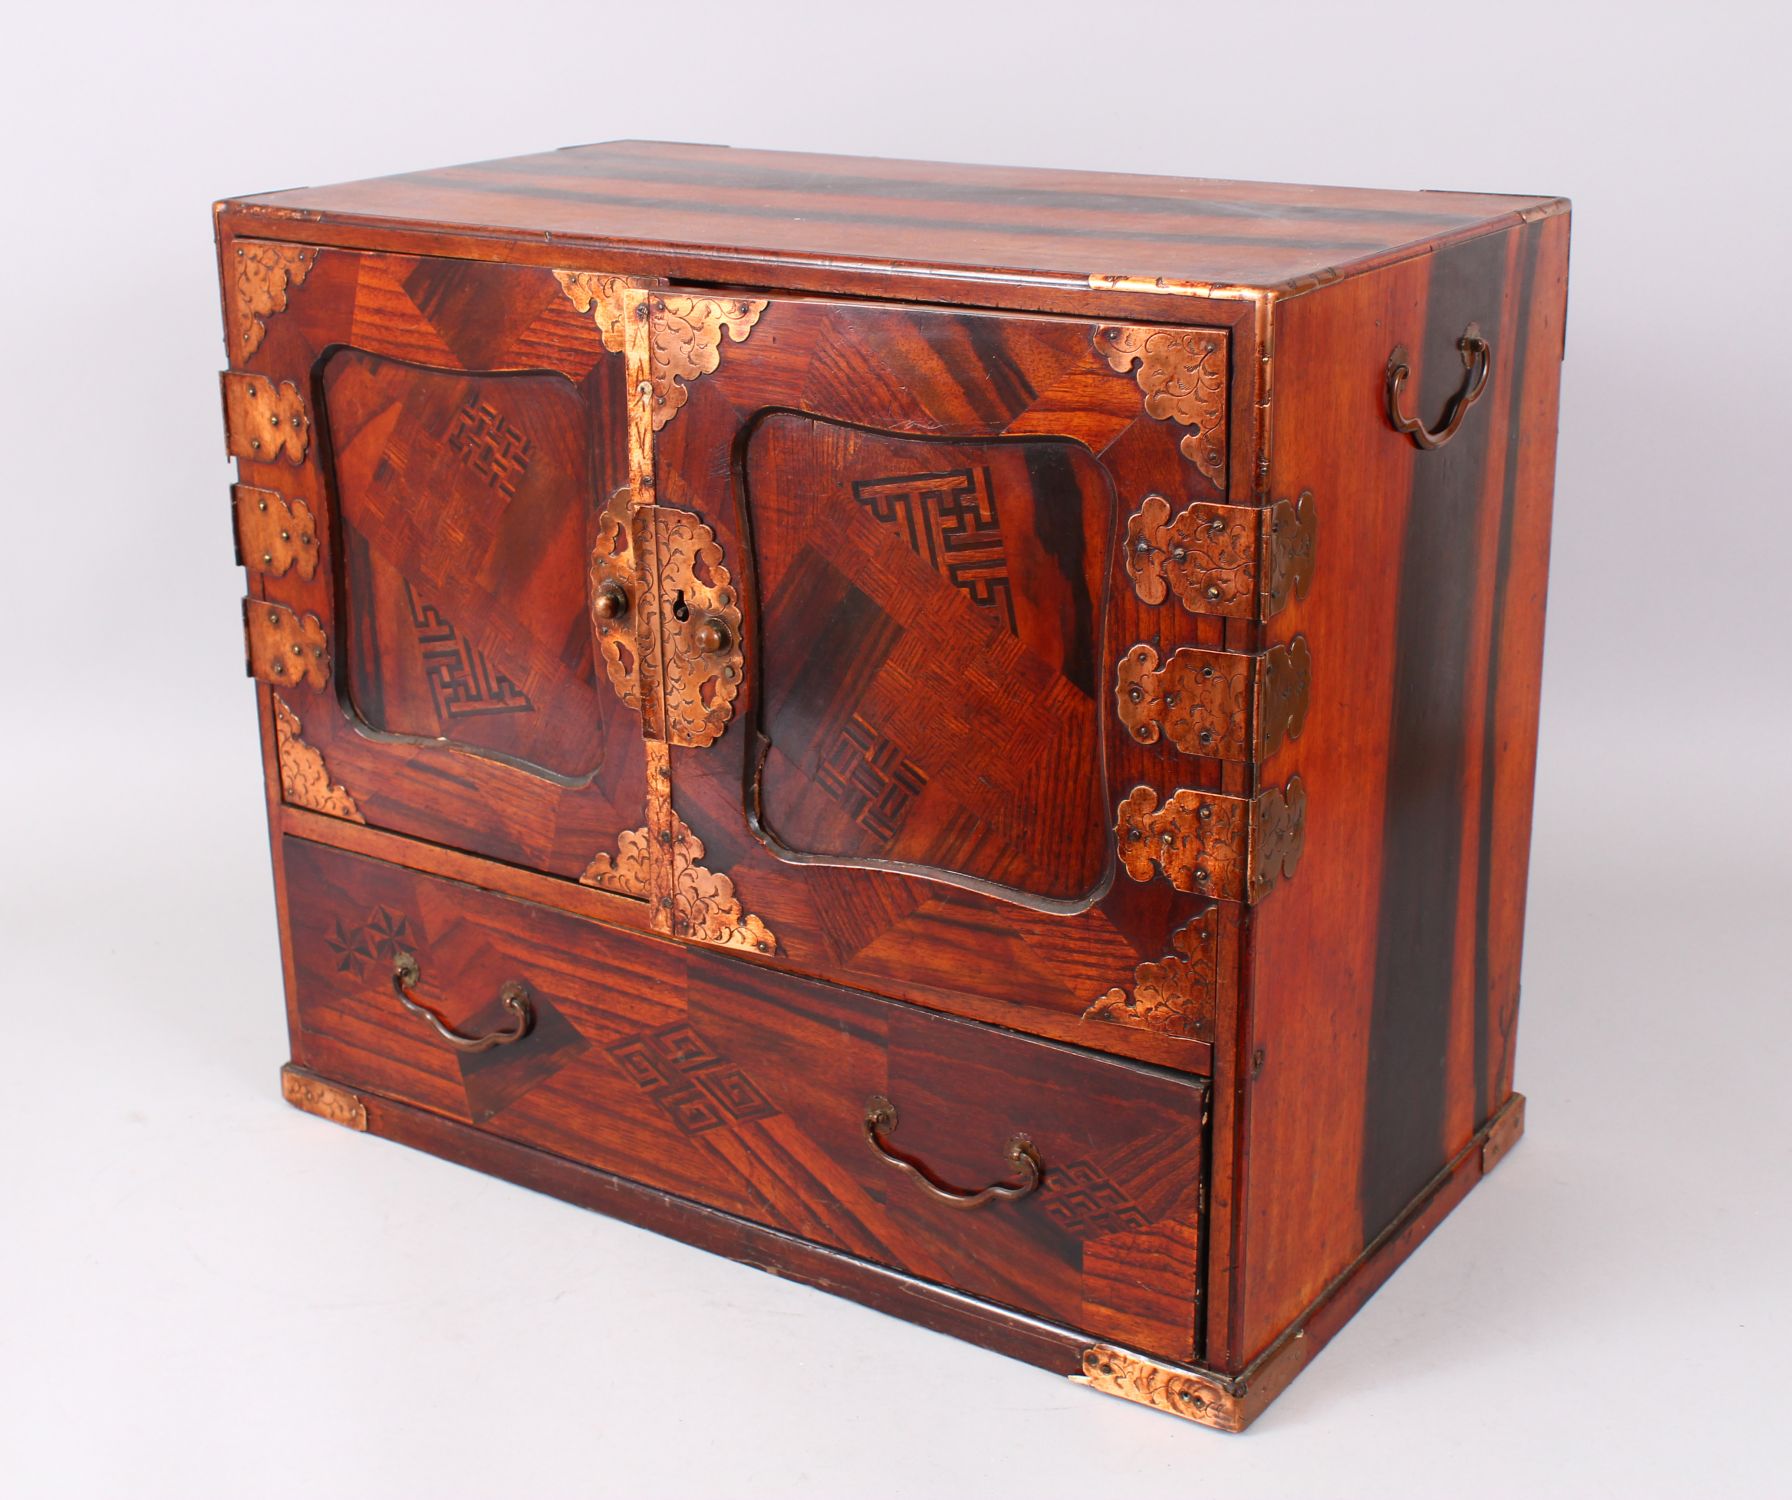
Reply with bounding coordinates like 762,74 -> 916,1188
272,661 -> 285,675
1206,585 -> 1221,600
256,498 -> 267,511
300,534 -> 312,545
290,643 -> 303,655
261,553 -> 272,566
1127,686 -> 1142,702
1202,665 -> 1215,678
279,530 -> 290,541
659,897 -> 673,909
1195,868 -> 1209,882
636,380 -> 651,396
1197,805 -> 1213,821
247,384 -> 257,395
250,439 -> 261,450
1199,730 -> 1213,744
267,611 -> 279,624
1171,546 -> 1187,562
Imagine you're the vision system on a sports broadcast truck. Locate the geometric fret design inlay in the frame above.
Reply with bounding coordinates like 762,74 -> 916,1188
404,581 -> 533,720
1041,1160 -> 1151,1237
851,467 -> 1017,630
447,399 -> 533,499
607,1022 -> 781,1137
815,714 -> 929,840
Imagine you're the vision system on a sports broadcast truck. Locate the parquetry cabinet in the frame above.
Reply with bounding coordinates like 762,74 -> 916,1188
214,141 -> 1569,1430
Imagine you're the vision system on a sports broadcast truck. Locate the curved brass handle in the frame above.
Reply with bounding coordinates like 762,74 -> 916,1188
1385,322 -> 1491,451
391,952 -> 532,1053
863,1094 -> 1042,1210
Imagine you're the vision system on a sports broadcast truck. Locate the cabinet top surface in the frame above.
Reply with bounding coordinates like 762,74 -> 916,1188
221,139 -> 1566,296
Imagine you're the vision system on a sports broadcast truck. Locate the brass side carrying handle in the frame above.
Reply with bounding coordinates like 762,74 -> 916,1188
391,952 -> 532,1053
863,1094 -> 1042,1210
1385,322 -> 1491,451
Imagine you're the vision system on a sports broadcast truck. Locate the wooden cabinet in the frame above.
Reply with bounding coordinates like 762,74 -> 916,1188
217,141 -> 1569,1429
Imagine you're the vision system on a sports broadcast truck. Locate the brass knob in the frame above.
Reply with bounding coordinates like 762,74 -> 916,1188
593,580 -> 629,620
693,617 -> 730,654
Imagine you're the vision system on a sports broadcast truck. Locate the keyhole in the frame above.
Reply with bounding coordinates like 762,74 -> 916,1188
670,589 -> 690,622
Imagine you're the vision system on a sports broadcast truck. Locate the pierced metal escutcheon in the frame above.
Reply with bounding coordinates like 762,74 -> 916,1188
1386,322 -> 1491,450
863,1095 -> 1042,1210
390,952 -> 532,1053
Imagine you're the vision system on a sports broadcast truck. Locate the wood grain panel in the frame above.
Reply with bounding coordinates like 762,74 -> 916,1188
1228,212 -> 1568,1368
221,140 -> 1565,299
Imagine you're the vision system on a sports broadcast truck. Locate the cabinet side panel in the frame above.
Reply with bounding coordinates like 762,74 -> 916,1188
1234,215 -> 1569,1364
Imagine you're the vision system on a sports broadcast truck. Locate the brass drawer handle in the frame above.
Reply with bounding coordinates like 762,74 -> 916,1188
390,952 -> 532,1053
863,1094 -> 1042,1210
1385,322 -> 1491,450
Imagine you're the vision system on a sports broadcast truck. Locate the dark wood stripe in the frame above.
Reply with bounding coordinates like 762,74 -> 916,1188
405,166 -> 1420,259
526,147 -> 1493,231
1359,229 -> 1512,1235
1472,225 -> 1545,1122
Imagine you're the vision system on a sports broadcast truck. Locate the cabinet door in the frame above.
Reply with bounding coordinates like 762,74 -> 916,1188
626,292 -> 1246,1071
223,245 -> 644,882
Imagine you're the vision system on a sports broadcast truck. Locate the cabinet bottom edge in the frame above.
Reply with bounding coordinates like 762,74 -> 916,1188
277,1062 -> 1522,1432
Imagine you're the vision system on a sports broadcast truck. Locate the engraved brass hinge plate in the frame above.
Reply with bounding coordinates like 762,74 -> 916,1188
635,505 -> 743,748
229,242 -> 317,359
588,486 -> 642,709
1117,776 -> 1306,903
245,599 -> 329,690
234,484 -> 319,580
582,808 -> 776,955
1083,908 -> 1216,1041
1073,1346 -> 1243,1431
221,370 -> 309,464
280,1065 -> 367,1131
1116,636 -> 1310,762
1093,324 -> 1230,487
1124,489 -> 1316,621
274,696 -> 364,822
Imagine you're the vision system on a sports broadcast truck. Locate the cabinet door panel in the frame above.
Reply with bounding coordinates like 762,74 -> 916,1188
227,243 -> 643,881
748,414 -> 1112,902
645,293 -> 1238,1071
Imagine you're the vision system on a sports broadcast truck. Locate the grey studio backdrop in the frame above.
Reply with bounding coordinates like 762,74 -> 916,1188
3,1 -> 1786,1495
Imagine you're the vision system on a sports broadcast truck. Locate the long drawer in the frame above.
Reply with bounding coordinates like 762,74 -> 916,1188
281,837 -> 1208,1362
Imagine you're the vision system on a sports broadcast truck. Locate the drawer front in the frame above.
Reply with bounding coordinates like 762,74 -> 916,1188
283,836 -> 1207,1362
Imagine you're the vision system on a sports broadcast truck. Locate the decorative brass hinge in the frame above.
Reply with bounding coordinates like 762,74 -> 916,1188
234,485 -> 319,579
1116,636 -> 1310,762
244,599 -> 329,690
1124,490 -> 1316,621
220,370 -> 309,464
1073,1346 -> 1242,1431
1093,324 -> 1230,487
1083,908 -> 1216,1041
1116,776 -> 1306,903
